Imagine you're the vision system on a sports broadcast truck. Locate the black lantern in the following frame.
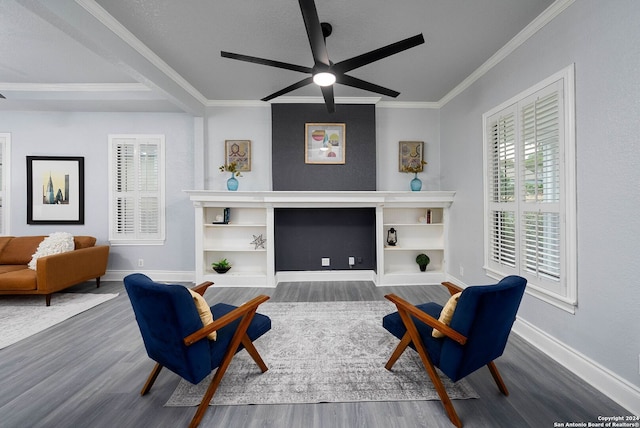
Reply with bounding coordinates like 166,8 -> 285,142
387,227 -> 397,246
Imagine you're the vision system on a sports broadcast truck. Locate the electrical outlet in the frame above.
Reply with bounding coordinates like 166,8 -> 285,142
348,257 -> 355,266
459,264 -> 464,276
138,259 -> 144,267
321,257 -> 330,267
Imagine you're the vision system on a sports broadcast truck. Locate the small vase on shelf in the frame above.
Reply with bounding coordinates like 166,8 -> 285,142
410,173 -> 422,191
220,162 -> 242,191
227,173 -> 239,191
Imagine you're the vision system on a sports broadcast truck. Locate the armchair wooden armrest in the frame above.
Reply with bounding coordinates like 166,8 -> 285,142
441,281 -> 464,296
385,293 -> 467,345
183,294 -> 270,346
190,281 -> 214,296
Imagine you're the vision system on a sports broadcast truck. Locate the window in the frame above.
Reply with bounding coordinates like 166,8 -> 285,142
108,135 -> 165,245
0,133 -> 10,235
483,65 -> 576,312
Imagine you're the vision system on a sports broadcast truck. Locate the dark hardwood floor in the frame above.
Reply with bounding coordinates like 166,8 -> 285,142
0,280 -> 629,427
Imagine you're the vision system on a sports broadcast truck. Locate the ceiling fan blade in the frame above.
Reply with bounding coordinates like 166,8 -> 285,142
321,85 -> 335,113
333,34 -> 425,74
336,74 -> 400,98
222,51 -> 312,74
0,93 -> 5,99
298,0 -> 330,67
261,76 -> 314,102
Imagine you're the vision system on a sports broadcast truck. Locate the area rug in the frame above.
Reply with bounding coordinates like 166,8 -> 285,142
165,301 -> 478,407
0,293 -> 119,349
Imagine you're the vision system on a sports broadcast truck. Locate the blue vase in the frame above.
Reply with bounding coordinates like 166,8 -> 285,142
227,174 -> 239,191
410,173 -> 422,191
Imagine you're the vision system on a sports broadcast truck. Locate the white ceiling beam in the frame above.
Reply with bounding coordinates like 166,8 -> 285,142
16,0 -> 207,116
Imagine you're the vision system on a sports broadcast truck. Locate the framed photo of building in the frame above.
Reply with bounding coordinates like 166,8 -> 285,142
398,141 -> 425,172
225,140 -> 251,171
305,123 -> 346,164
27,156 -> 85,224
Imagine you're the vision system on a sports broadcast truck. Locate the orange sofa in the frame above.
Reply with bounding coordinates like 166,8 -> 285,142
0,236 -> 109,306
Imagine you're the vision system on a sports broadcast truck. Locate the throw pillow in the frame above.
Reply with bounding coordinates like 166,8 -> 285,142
432,291 -> 462,338
187,288 -> 217,340
28,232 -> 75,270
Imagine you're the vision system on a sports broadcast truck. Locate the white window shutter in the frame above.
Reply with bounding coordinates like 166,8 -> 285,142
109,135 -> 165,244
483,65 -> 576,311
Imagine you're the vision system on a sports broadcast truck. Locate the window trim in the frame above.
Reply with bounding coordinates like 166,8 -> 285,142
108,134 -> 166,246
482,64 -> 576,313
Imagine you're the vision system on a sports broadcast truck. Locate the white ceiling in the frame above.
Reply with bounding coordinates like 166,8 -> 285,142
0,0 -> 557,114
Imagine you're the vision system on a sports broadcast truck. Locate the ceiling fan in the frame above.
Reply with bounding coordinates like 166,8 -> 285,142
221,0 -> 424,113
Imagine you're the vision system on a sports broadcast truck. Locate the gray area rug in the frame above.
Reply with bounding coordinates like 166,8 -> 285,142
165,301 -> 478,406
0,293 -> 119,349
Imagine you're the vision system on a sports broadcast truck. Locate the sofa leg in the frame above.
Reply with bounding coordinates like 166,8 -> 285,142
45,294 -> 51,306
96,277 -> 101,288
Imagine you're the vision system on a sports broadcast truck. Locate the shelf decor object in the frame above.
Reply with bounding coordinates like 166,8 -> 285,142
212,258 -> 232,274
251,234 -> 266,250
416,253 -> 430,272
386,228 -> 398,246
219,162 -> 242,191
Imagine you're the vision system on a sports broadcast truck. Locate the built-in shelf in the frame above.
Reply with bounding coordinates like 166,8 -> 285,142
186,191 -> 455,287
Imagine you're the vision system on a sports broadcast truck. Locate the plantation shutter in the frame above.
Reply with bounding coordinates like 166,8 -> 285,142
520,83 -> 563,292
109,135 -> 165,244
487,105 -> 518,273
484,66 -> 575,310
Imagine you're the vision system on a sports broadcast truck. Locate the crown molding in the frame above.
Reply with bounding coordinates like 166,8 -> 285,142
377,101 -> 440,109
438,0 -> 575,107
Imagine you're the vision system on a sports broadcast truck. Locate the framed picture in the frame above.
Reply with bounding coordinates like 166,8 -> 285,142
398,141 -> 425,172
27,156 -> 84,224
305,123 -> 346,164
225,140 -> 251,171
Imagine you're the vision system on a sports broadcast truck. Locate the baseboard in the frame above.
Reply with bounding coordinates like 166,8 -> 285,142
102,270 -> 194,283
275,270 -> 376,284
513,317 -> 640,415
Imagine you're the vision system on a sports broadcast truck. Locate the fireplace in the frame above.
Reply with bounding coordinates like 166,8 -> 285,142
274,207 -> 376,272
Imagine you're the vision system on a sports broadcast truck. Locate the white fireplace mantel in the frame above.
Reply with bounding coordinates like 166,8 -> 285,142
185,190 -> 455,287
185,190 -> 456,208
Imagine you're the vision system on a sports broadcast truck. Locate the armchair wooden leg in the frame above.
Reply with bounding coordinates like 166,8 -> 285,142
385,332 -> 412,370
189,310 -> 259,428
487,361 -> 509,396
141,363 -> 163,395
396,308 -> 463,428
242,335 -> 268,373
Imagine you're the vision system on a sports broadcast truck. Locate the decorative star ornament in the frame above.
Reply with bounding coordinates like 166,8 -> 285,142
251,234 -> 266,250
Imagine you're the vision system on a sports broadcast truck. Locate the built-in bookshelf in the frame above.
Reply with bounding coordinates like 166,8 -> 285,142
186,191 -> 455,287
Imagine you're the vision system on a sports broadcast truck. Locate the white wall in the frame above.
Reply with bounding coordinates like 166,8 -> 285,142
206,106 -> 272,191
440,0 -> 640,395
376,107 -> 441,191
0,111 -> 196,275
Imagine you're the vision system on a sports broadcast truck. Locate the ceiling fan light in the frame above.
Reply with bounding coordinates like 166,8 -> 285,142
313,72 -> 336,87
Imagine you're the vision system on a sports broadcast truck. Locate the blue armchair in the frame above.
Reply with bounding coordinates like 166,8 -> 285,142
124,273 -> 271,428
382,275 -> 527,427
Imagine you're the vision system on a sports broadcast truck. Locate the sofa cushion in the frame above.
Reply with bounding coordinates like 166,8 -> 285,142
0,269 -> 37,291
28,232 -> 75,270
0,265 -> 29,274
0,236 -> 45,265
74,236 -> 96,249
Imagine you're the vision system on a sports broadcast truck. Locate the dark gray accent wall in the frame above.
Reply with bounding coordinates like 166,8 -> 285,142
274,208 -> 376,272
271,103 -> 376,191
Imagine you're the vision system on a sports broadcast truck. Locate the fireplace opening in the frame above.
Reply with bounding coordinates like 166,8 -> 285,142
274,208 -> 376,272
